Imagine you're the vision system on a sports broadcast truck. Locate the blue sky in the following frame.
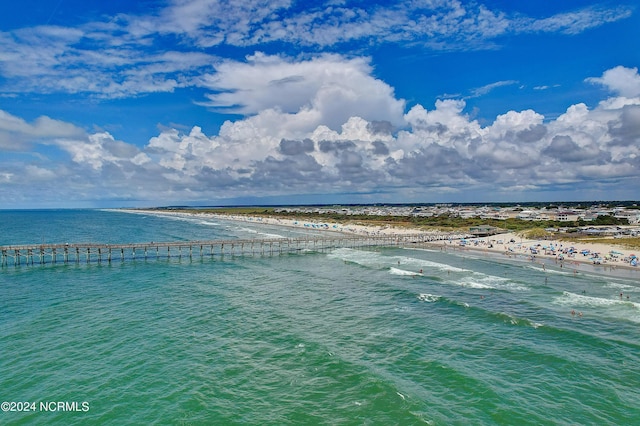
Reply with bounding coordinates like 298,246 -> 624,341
0,0 -> 638,208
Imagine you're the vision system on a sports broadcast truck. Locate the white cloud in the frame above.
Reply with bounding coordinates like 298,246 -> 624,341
0,110 -> 85,150
0,1 -> 632,100
57,132 -> 145,170
516,5 -> 632,35
24,165 -> 57,181
468,80 -> 518,98
142,1 -> 631,50
0,23 -> 216,98
110,66 -> 636,201
1,63 -> 640,205
149,0 -> 293,46
586,66 -> 640,98
201,53 -> 406,131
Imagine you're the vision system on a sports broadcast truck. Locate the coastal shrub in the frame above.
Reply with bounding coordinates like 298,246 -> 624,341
520,228 -> 551,240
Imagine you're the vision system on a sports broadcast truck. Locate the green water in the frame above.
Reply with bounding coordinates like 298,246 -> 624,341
1,210 -> 640,425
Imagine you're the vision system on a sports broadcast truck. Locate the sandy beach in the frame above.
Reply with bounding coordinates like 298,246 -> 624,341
129,209 -> 640,276
434,231 -> 639,277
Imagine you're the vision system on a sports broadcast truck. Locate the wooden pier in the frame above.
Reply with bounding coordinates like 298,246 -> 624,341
1,233 -> 462,268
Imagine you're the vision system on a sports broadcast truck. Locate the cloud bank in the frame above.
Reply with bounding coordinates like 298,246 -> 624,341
1,60 -> 638,206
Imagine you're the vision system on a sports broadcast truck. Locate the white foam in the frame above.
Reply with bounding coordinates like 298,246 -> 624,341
553,291 -> 640,324
236,227 -> 287,239
554,291 -> 639,309
156,213 -> 199,223
198,220 -> 220,226
604,282 -> 637,291
143,212 -> 225,228
501,312 -> 520,325
417,293 -> 441,302
328,248 -> 390,268
390,267 -> 423,276
451,274 -> 529,292
329,248 -> 473,275
454,276 -> 495,289
393,255 -> 469,273
331,248 -> 529,292
260,232 -> 288,239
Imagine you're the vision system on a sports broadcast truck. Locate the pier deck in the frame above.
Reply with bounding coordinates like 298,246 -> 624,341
1,233 -> 462,267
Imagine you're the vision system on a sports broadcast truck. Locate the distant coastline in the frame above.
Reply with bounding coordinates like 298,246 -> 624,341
127,207 -> 640,279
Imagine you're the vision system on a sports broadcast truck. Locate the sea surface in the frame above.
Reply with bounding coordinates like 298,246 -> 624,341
1,209 -> 640,425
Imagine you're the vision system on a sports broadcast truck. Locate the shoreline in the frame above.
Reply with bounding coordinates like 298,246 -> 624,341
423,239 -> 640,279
123,208 -> 639,278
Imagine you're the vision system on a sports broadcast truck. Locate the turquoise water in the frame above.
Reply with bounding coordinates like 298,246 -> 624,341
1,210 -> 640,425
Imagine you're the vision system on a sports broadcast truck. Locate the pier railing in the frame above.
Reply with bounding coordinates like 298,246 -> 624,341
1,233 -> 463,268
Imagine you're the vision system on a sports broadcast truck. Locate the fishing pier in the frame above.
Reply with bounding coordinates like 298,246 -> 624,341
1,233 -> 460,268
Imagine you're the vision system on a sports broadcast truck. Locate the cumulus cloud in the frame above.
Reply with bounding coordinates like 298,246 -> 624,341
200,53 -> 405,131
111,66 -> 640,199
1,64 -> 640,205
279,139 -> 315,156
56,132 -> 150,170
586,66 -> 640,98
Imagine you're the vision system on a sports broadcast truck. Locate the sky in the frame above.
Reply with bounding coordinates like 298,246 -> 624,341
0,0 -> 639,208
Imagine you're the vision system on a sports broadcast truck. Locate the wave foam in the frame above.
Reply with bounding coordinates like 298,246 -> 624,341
390,267 -> 423,276
555,291 -> 639,309
417,293 -> 441,302
236,227 -> 287,239
452,274 -> 529,292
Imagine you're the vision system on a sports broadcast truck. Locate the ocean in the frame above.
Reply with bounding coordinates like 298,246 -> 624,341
1,209 -> 639,425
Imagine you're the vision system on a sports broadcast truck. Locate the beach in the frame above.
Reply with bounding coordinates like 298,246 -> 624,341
131,209 -> 640,276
